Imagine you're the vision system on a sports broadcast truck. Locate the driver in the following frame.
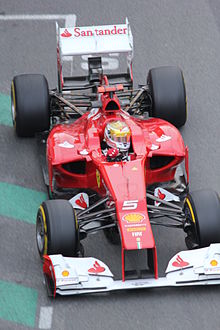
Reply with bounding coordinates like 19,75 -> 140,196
103,120 -> 131,161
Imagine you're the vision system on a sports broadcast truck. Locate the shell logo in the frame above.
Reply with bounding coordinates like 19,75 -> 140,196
123,213 -> 145,223
62,270 -> 69,277
210,259 -> 218,267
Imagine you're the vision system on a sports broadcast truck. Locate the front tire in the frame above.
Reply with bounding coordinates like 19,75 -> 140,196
36,200 -> 79,258
184,190 -> 220,248
11,74 -> 50,137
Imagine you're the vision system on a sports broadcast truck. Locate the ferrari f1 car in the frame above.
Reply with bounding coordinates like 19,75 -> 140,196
11,19 -> 220,297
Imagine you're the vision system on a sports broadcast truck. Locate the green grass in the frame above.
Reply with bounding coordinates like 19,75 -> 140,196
0,93 -> 13,127
0,182 -> 47,224
0,280 -> 38,327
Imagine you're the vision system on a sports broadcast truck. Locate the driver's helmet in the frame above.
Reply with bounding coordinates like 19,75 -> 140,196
104,120 -> 131,152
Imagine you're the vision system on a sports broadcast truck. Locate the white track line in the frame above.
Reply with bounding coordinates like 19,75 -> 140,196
0,14 -> 76,21
0,13 -> 76,64
39,306 -> 53,329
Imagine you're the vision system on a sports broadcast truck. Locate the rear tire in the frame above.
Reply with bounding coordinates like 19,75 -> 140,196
11,74 -> 50,137
184,190 -> 220,248
36,200 -> 79,258
147,66 -> 187,128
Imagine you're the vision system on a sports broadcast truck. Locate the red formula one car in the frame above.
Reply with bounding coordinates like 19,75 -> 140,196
11,19 -> 220,296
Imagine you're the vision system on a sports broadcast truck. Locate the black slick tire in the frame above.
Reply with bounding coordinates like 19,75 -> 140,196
148,66 -> 187,128
184,190 -> 220,248
36,199 -> 79,258
11,74 -> 50,137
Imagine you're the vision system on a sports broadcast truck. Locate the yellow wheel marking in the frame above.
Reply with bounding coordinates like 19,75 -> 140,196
185,198 -> 196,224
11,81 -> 16,109
11,81 -> 17,127
40,205 -> 48,255
73,209 -> 78,230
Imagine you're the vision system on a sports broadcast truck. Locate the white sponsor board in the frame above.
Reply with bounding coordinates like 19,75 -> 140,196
58,19 -> 133,57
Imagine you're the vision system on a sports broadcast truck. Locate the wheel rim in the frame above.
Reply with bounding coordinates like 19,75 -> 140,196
36,213 -> 45,255
184,198 -> 198,248
11,99 -> 15,123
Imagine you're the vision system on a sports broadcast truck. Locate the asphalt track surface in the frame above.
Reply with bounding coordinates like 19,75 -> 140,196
0,0 -> 220,329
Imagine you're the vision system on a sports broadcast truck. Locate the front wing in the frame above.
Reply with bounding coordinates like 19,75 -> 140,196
43,244 -> 220,297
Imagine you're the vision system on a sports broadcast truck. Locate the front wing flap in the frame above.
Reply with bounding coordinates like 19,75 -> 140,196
43,244 -> 220,296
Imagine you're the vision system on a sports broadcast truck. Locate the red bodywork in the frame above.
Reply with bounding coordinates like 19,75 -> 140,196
47,89 -> 187,280
43,255 -> 56,297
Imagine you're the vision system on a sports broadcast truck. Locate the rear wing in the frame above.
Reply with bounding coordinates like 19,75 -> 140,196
56,18 -> 133,91
56,18 -> 133,57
